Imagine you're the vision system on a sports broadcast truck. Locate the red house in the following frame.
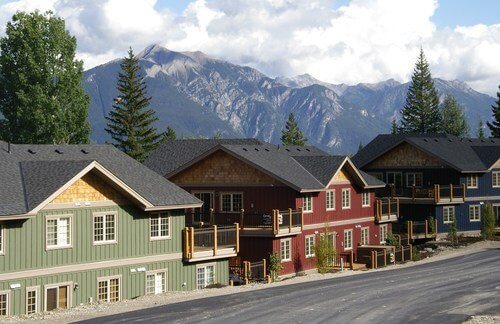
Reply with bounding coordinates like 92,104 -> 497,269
144,139 -> 398,275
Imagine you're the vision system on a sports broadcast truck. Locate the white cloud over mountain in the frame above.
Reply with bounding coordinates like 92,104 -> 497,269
1,0 -> 499,95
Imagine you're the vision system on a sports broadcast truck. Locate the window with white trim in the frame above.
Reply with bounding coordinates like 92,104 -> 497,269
146,271 -> 167,295
344,229 -> 353,250
26,287 -> 38,315
466,175 -> 478,189
150,213 -> 170,240
220,193 -> 243,212
406,172 -> 423,187
493,171 -> 500,188
326,190 -> 335,210
469,205 -> 481,222
305,235 -> 315,258
0,224 -> 4,255
0,292 -> 8,316
379,225 -> 388,244
46,216 -> 71,249
303,195 -> 313,212
196,265 -> 215,289
361,227 -> 369,245
342,189 -> 351,209
97,277 -> 120,302
94,213 -> 116,244
280,238 -> 291,261
362,191 -> 370,207
443,206 -> 455,224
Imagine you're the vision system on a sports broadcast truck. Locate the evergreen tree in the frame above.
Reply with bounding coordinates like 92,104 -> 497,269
281,112 -> 307,146
400,48 -> 441,134
440,94 -> 469,136
481,203 -> 495,240
0,11 -> 90,144
487,85 -> 500,137
391,119 -> 398,134
478,120 -> 485,139
163,126 -> 176,140
105,48 -> 161,161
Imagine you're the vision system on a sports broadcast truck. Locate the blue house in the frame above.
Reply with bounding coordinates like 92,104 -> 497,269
353,134 -> 500,238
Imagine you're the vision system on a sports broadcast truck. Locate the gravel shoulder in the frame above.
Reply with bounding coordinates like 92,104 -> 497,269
5,240 -> 500,323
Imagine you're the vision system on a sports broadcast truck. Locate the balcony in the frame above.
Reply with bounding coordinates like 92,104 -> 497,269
183,224 -> 239,262
392,219 -> 437,241
375,198 -> 399,223
382,184 -> 466,204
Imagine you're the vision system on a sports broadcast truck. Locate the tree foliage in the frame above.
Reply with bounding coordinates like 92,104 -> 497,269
487,85 -> 500,137
440,94 -> 469,137
105,48 -> 162,161
400,48 -> 441,134
163,126 -> 176,140
391,119 -> 399,134
478,120 -> 485,139
281,112 -> 307,146
0,11 -> 90,144
315,231 -> 336,273
268,252 -> 283,282
481,203 -> 496,240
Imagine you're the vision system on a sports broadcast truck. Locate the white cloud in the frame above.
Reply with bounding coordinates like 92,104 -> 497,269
0,0 -> 499,95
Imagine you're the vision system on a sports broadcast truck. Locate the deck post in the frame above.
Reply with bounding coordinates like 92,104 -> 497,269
450,184 -> 453,201
263,258 -> 267,278
273,210 -> 278,235
435,184 -> 440,203
387,198 -> 391,218
396,198 -> 400,218
383,249 -> 387,267
425,220 -> 428,238
407,221 -> 411,241
289,208 -> 293,233
462,183 -> 466,201
240,209 -> 245,230
371,251 -> 375,269
190,227 -> 195,256
234,223 -> 240,253
213,225 -> 218,256
350,250 -> 354,270
183,228 -> 188,259
300,207 -> 304,231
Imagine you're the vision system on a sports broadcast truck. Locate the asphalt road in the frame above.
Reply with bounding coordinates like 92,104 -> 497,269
78,249 -> 500,324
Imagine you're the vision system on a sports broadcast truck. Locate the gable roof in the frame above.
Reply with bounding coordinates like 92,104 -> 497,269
353,134 -> 500,172
0,142 -> 201,217
145,139 -> 385,192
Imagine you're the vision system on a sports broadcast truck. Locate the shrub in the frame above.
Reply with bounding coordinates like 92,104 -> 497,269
268,252 -> 283,282
481,203 -> 495,240
385,233 -> 400,246
447,218 -> 458,245
429,216 -> 436,234
315,233 -> 336,274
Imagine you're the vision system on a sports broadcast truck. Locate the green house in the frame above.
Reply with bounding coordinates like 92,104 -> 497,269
0,141 -> 236,316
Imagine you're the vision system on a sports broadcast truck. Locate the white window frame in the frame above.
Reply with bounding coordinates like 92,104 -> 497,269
406,172 -> 423,188
326,190 -> 335,211
469,205 -> 481,222
492,171 -> 500,188
302,195 -> 313,213
379,225 -> 388,244
362,191 -> 370,207
44,282 -> 73,311
280,238 -> 291,262
149,213 -> 171,241
45,214 -> 72,250
0,223 -> 4,255
361,227 -> 369,245
220,192 -> 243,213
305,235 -> 315,258
26,286 -> 39,315
344,229 -> 353,250
196,263 -> 216,290
342,188 -> 351,209
145,269 -> 168,295
466,175 -> 478,189
0,290 -> 10,316
443,206 -> 455,224
97,276 -> 121,303
93,212 -> 118,245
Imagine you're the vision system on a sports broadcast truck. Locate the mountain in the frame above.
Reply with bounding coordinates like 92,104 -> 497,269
83,44 -> 496,154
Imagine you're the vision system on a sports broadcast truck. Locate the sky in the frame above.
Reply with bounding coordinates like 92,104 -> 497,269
0,0 -> 499,95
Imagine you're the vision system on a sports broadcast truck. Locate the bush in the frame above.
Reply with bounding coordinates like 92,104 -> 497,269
268,252 -> 283,282
481,203 -> 495,240
315,233 -> 336,274
447,218 -> 458,245
385,233 -> 400,246
429,216 -> 436,234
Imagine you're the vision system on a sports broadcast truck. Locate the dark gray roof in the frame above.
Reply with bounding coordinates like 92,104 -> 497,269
353,134 -> 500,172
359,170 -> 386,187
292,155 -> 345,186
0,142 -> 201,217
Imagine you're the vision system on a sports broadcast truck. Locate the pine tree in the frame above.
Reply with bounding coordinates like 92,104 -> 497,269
478,120 -> 485,139
163,126 -> 176,140
105,48 -> 161,161
281,112 -> 307,146
400,48 -> 441,134
391,119 -> 398,134
0,11 -> 90,144
440,94 -> 469,136
487,85 -> 500,137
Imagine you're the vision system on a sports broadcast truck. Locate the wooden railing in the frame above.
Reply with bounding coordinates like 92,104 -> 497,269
392,219 -> 438,241
183,224 -> 239,261
375,198 -> 399,222
385,184 -> 466,203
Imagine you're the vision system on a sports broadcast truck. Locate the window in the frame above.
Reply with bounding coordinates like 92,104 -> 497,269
46,215 -> 71,249
0,224 -> 4,255
469,205 -> 481,222
379,225 -> 388,244
150,213 -> 170,240
280,238 -> 291,261
94,213 -> 116,244
220,193 -> 243,212
97,277 -> 120,302
368,172 -> 383,181
361,227 -> 369,245
342,189 -> 351,209
406,172 -> 423,187
466,175 -> 478,189
493,172 -> 500,188
26,287 -> 38,315
305,235 -> 315,258
443,206 -> 455,224
326,190 -> 335,210
45,285 -> 70,311
0,291 -> 8,316
362,191 -> 370,207
344,229 -> 353,250
196,265 -> 215,290
146,271 -> 167,295
303,195 -> 313,213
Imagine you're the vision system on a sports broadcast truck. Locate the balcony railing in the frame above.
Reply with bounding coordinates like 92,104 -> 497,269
375,198 -> 399,222
392,219 -> 438,241
383,184 -> 466,203
183,224 -> 239,262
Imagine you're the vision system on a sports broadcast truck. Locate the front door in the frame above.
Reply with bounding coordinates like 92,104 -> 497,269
154,273 -> 164,295
46,285 -> 69,311
387,172 -> 403,195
